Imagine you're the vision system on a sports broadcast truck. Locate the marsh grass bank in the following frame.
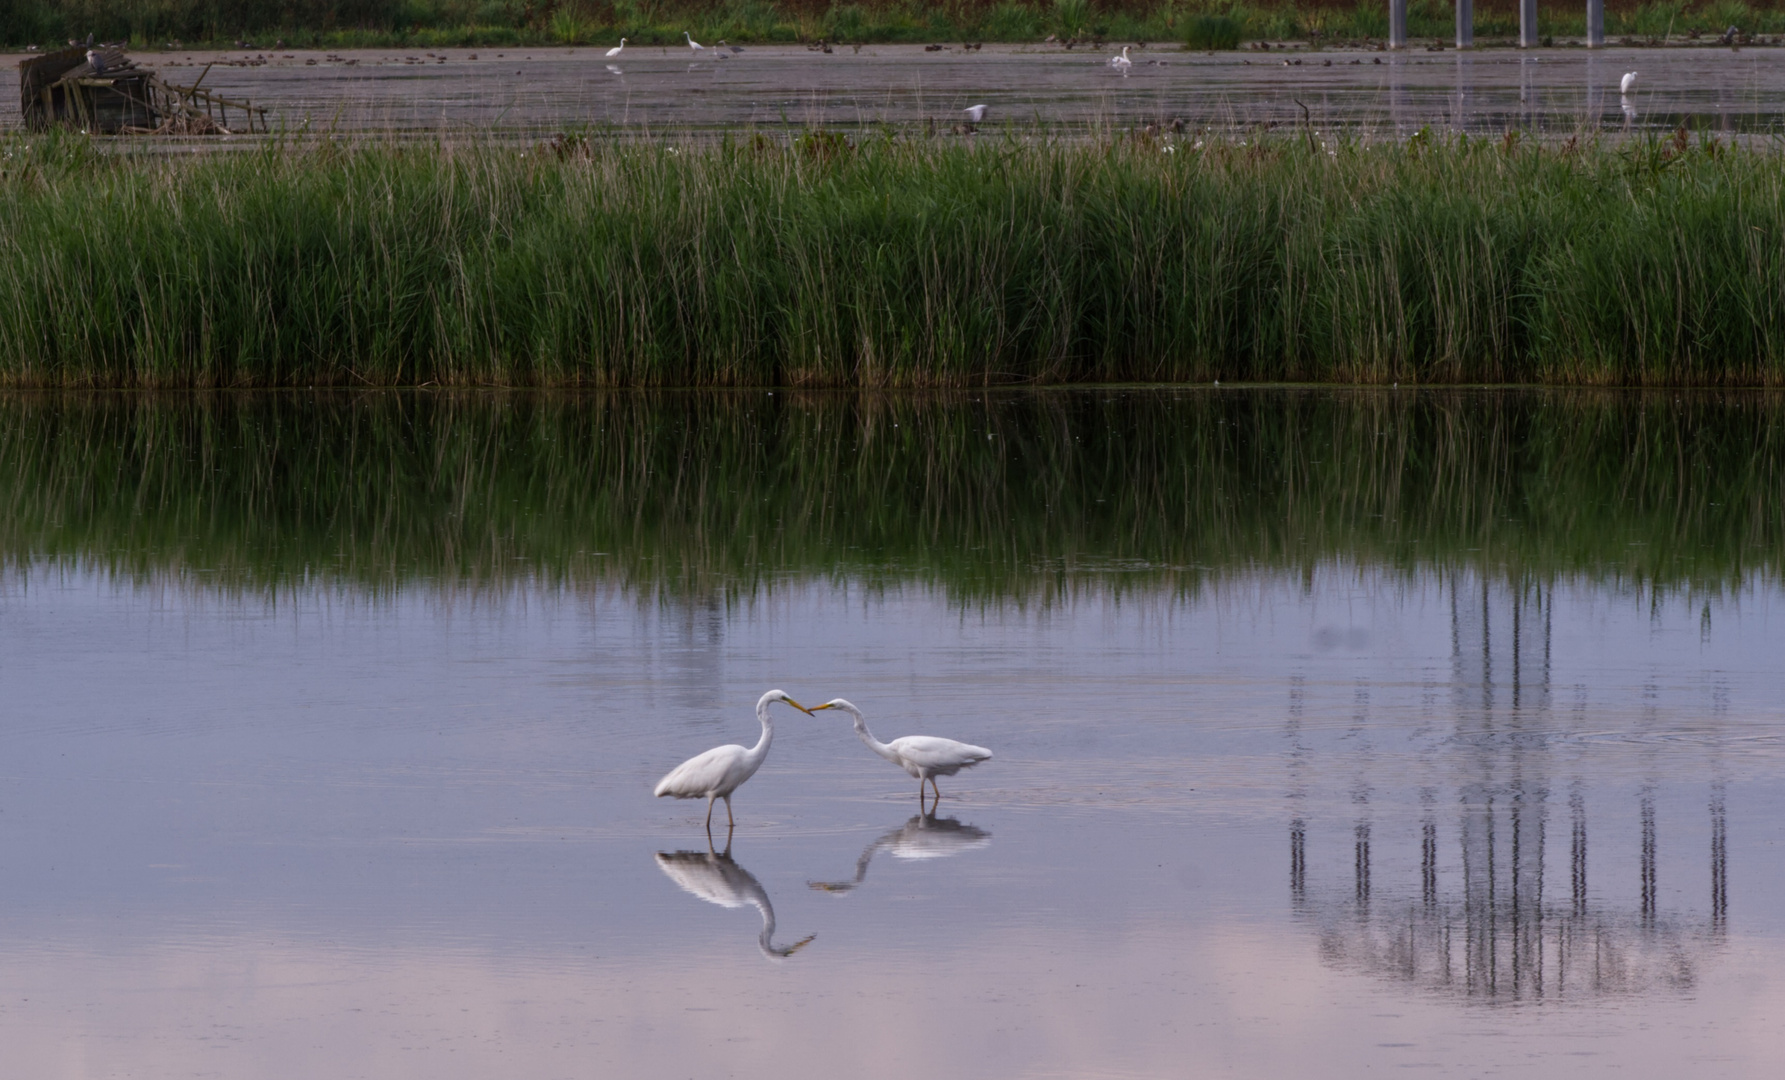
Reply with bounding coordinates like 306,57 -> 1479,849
3,132 -> 1785,387
8,0 -> 1785,50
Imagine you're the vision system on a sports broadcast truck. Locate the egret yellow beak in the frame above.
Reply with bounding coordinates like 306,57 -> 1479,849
808,703 -> 834,712
788,699 -> 815,715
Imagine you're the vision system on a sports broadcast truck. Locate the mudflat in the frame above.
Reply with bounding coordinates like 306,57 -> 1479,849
7,42 -> 1785,136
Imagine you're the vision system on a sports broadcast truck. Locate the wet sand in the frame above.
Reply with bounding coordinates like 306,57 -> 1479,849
7,42 -> 1785,138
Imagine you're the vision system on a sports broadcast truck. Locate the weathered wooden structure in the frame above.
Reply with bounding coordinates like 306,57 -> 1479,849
19,47 -> 269,135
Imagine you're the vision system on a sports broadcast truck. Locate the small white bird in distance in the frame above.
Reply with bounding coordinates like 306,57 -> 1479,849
811,698 -> 992,807
1620,71 -> 1638,95
605,38 -> 625,58
963,104 -> 987,123
654,690 -> 813,831
1110,45 -> 1133,72
685,31 -> 706,55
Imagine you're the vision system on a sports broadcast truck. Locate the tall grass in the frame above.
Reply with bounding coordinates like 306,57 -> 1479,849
1,389 -> 1779,600
9,0 -> 1785,49
6,132 -> 1785,387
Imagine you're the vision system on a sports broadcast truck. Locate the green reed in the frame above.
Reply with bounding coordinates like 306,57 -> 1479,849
9,0 -> 1785,50
4,133 -> 1785,387
0,390 -> 1779,601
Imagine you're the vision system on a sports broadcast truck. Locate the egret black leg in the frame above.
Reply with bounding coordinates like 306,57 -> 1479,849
705,796 -> 716,829
724,795 -> 735,828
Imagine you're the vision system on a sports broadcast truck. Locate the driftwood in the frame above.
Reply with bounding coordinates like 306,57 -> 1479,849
19,47 -> 269,135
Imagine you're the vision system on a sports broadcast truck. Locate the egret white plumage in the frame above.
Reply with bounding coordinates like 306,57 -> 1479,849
812,698 -> 992,806
962,103 -> 988,122
654,689 -> 812,831
1110,45 -> 1132,72
1620,71 -> 1638,95
685,31 -> 706,55
605,38 -> 625,58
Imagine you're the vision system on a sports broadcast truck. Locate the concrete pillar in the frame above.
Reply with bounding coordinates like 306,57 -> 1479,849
1587,0 -> 1605,47
1456,0 -> 1474,49
1520,0 -> 1539,47
1390,0 -> 1408,49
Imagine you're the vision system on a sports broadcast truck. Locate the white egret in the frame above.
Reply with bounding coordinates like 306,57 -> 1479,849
1620,71 -> 1638,95
810,812 -> 991,894
605,38 -> 625,58
962,103 -> 988,123
811,698 -> 992,805
654,689 -> 812,830
656,847 -> 815,960
685,31 -> 706,55
1110,45 -> 1132,73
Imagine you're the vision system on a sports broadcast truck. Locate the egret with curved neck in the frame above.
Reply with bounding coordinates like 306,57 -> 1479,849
654,689 -> 812,832
812,698 -> 992,807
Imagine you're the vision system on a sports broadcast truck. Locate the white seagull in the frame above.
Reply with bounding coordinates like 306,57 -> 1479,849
605,38 -> 625,58
654,690 -> 813,831
811,698 -> 993,806
963,103 -> 988,122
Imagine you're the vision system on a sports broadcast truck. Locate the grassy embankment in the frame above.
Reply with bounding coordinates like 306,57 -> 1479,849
1,390 -> 1779,598
4,131 -> 1785,388
5,0 -> 1785,50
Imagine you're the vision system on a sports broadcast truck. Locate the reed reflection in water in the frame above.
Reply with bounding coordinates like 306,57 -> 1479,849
2,388 -> 1781,598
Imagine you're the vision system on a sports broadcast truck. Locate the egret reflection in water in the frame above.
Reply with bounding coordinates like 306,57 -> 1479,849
655,847 -> 816,961
809,813 -> 992,895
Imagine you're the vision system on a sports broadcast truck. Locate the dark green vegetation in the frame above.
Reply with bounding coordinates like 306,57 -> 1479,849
4,0 -> 1785,50
5,133 -> 1785,388
1,391 -> 1777,599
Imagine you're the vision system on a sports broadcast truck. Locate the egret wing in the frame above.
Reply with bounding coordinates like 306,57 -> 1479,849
654,744 -> 746,797
887,735 -> 992,772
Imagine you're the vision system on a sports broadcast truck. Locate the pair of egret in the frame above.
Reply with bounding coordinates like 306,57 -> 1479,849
605,36 -> 740,58
653,690 -> 993,830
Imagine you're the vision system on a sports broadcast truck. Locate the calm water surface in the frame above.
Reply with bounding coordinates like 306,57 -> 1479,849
1,389 -> 1781,1078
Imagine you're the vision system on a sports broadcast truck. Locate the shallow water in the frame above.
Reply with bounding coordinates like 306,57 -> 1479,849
7,43 -> 1785,138
1,389 -> 1782,1078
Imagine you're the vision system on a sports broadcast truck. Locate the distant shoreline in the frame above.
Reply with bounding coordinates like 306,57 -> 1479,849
7,0 -> 1785,54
